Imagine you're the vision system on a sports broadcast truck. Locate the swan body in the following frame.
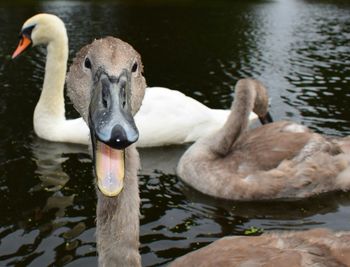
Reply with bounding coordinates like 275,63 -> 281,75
177,79 -> 350,200
67,38 -> 350,267
13,13 -> 257,147
170,228 -> 350,266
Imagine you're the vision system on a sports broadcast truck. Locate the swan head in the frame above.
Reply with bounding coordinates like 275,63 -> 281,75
252,80 -> 273,124
66,37 -> 146,197
12,13 -> 67,59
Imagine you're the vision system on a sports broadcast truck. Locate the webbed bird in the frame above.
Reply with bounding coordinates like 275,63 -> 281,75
177,78 -> 350,200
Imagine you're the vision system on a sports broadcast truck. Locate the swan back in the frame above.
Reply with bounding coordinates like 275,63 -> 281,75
170,228 -> 350,266
135,86 -> 258,147
136,87 -> 229,146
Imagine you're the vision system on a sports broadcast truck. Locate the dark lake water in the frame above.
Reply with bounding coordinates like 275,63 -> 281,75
1,0 -> 350,266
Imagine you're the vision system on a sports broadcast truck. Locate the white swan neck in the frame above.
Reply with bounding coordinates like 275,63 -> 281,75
34,35 -> 68,121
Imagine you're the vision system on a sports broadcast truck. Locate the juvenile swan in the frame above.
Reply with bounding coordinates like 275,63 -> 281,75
12,13 -> 257,147
67,38 -> 350,266
66,37 -> 144,266
177,79 -> 350,200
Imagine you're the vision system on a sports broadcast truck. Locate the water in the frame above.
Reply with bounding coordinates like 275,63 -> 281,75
1,0 -> 350,266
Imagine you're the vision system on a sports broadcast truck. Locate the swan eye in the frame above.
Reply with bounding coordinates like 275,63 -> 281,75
131,62 -> 138,73
84,57 -> 92,69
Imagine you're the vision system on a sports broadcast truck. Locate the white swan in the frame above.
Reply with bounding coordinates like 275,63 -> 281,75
12,13 -> 257,147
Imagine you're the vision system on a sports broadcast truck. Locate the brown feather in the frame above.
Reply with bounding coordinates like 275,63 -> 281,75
170,228 -> 350,267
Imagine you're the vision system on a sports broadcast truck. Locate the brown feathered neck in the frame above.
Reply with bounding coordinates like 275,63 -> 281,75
96,146 -> 141,266
209,79 -> 258,156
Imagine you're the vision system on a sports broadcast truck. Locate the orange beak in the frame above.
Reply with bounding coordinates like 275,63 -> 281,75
12,35 -> 32,59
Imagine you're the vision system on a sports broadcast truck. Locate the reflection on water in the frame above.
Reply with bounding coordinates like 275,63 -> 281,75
1,0 -> 350,266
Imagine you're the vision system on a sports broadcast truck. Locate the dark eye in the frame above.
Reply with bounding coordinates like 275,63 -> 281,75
84,57 -> 92,69
131,62 -> 138,73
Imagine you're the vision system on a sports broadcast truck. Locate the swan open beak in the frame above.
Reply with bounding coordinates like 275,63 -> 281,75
89,69 -> 138,197
12,35 -> 32,59
259,111 -> 274,125
94,140 -> 125,197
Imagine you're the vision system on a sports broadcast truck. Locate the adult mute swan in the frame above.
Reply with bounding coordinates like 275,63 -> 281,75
177,78 -> 350,200
12,13 -> 257,147
67,37 -> 350,267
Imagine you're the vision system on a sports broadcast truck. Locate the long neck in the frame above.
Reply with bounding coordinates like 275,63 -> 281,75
210,82 -> 256,156
34,33 -> 68,121
96,146 -> 141,267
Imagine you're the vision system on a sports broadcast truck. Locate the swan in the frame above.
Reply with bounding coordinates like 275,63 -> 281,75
67,37 -> 350,267
177,78 -> 350,200
66,37 -> 144,265
12,13 -> 257,147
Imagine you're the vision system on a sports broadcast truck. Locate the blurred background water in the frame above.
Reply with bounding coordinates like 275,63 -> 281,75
0,0 -> 350,266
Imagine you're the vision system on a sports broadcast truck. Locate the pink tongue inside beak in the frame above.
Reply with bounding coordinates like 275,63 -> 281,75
95,141 -> 125,197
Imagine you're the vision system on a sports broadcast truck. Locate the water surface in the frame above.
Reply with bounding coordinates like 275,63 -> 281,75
1,0 -> 350,266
